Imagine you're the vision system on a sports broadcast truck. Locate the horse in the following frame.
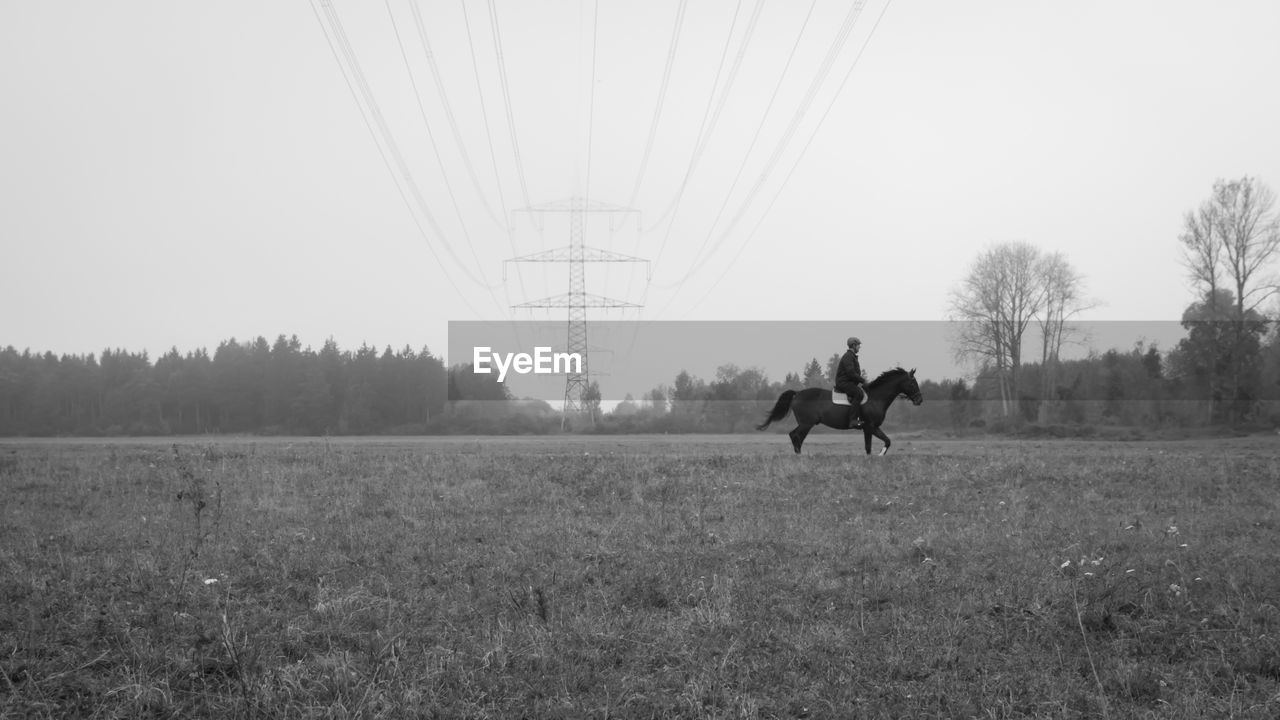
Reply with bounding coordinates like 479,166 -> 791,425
756,367 -> 923,455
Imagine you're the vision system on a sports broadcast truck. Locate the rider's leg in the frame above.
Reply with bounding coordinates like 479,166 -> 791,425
848,385 -> 866,429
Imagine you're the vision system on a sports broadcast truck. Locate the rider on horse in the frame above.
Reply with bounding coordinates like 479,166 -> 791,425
835,336 -> 866,429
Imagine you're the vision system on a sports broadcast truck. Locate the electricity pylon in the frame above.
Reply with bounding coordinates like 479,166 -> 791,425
507,197 -> 647,428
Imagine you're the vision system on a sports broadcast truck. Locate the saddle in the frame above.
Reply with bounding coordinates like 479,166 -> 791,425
831,388 -> 869,406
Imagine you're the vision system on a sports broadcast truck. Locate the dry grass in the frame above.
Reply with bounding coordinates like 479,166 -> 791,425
1,436 -> 1279,718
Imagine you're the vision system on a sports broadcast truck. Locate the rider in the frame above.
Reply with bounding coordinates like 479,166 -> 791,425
834,336 -> 867,429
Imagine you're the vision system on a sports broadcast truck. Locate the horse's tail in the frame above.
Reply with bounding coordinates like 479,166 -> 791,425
756,390 -> 797,430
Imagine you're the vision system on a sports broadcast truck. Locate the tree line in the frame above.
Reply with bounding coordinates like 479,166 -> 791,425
582,338 -> 1280,435
0,336 -> 509,436
3,328 -> 1279,437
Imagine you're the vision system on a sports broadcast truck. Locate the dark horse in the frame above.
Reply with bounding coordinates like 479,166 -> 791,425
756,367 -> 923,455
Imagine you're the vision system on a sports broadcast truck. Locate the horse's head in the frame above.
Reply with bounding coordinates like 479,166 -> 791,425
870,367 -> 924,405
899,368 -> 923,405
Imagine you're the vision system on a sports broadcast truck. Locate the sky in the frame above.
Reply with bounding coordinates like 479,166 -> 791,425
3,1 -> 1279,382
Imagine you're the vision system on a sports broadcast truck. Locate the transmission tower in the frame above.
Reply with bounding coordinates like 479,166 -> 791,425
507,197 -> 647,428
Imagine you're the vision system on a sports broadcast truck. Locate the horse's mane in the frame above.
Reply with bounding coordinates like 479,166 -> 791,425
867,367 -> 911,388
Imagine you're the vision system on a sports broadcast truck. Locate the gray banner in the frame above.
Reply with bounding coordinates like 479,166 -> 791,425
448,320 -> 1193,403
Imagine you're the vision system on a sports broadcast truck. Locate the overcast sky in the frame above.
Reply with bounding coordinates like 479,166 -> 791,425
3,1 -> 1279,370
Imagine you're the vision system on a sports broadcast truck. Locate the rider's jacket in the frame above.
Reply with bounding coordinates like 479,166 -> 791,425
834,349 -> 865,392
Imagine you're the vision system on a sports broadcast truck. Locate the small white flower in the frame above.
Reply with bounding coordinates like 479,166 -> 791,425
1179,543 -> 1188,549
1084,572 -> 1095,578
1169,584 -> 1183,595
1126,569 -> 1136,574
1060,560 -> 1071,569
204,578 -> 219,585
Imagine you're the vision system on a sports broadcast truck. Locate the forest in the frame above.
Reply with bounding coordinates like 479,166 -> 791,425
2,321 -> 1278,437
0,337 -> 453,437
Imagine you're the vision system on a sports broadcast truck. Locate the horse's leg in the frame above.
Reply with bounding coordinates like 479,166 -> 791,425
863,426 -> 874,455
872,426 -> 891,456
789,424 -> 813,454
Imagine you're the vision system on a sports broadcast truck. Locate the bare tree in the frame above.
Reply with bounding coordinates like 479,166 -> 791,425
949,242 -> 1046,417
1036,251 -> 1092,420
1180,199 -> 1222,310
1214,178 -> 1280,319
1184,177 -> 1280,315
1180,176 -> 1280,419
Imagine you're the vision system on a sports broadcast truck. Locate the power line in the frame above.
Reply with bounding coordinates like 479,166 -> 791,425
582,1 -> 616,296
460,0 -> 513,226
406,0 -> 508,230
647,0 -> 767,278
313,0 -> 502,297
383,0 -> 502,295
310,0 -> 486,318
638,0 -> 745,237
685,0 -> 896,315
662,0 -> 820,287
622,0 -> 753,350
487,0 -> 538,225
644,0 -> 772,325
626,0 -> 688,209
584,0 -> 600,206
654,0 -> 871,311
457,1 -> 530,302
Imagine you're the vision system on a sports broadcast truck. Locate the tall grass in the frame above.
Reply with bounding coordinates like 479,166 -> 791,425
1,438 -> 1278,717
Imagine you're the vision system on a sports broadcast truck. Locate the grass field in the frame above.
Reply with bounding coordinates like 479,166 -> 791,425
2,434 -> 1279,718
